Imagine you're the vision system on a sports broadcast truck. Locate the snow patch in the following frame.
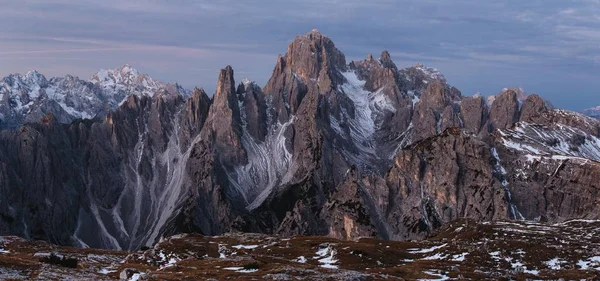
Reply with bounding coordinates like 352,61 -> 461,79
422,253 -> 447,260
232,244 -> 259,250
451,253 -> 468,262
408,243 -> 447,254
98,268 -> 117,275
577,256 -> 600,270
218,244 -> 227,259
223,267 -> 258,273
314,244 -> 339,269
129,273 -> 144,281
421,270 -> 450,281
545,257 -> 565,270
414,63 -> 445,81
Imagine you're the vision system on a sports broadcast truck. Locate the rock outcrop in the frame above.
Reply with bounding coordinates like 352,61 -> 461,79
488,89 -> 520,130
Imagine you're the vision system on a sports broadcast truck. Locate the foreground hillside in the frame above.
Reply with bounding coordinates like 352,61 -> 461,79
1,219 -> 599,280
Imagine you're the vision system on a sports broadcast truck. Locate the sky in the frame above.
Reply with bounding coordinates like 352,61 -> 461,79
1,0 -> 599,110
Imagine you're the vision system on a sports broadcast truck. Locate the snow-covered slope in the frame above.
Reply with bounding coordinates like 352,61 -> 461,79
0,65 -> 189,128
330,70 -> 396,170
499,119 -> 600,162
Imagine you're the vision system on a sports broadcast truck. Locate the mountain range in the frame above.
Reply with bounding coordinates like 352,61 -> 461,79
0,30 -> 599,252
0,64 -> 189,129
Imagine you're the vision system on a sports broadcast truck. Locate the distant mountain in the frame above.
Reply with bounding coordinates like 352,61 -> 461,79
0,65 -> 190,128
0,30 -> 599,252
583,106 -> 600,119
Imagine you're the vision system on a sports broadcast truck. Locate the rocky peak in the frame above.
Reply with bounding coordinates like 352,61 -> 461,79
519,94 -> 548,122
379,50 -> 397,70
411,79 -> 463,142
460,95 -> 488,134
215,66 -> 237,103
178,87 -> 212,150
2,70 -> 48,90
487,87 -> 527,107
505,87 -> 527,102
90,64 -> 163,96
236,80 -> 269,142
349,51 -> 400,93
202,65 -> 247,166
90,64 -> 137,83
284,29 -> 347,83
397,63 -> 446,99
488,89 -> 520,130
24,70 -> 49,88
419,80 -> 460,109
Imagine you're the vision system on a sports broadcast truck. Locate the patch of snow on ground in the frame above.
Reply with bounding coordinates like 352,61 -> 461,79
408,243 -> 447,254
223,267 -> 258,273
161,257 -> 180,269
232,244 -> 259,250
420,270 -> 450,281
545,257 -> 565,270
314,244 -> 339,269
158,251 -> 166,262
578,256 -> 600,270
489,251 -> 501,261
510,260 -> 539,275
451,253 -> 468,261
98,268 -> 117,275
294,256 -> 307,263
238,269 -> 259,273
524,268 -> 540,275
0,248 -> 9,254
218,244 -> 227,259
422,253 -> 447,260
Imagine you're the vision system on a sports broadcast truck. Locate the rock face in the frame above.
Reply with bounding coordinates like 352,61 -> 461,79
519,94 -> 548,122
381,128 -> 508,239
0,30 -> 599,250
488,89 -> 520,131
460,95 -> 488,133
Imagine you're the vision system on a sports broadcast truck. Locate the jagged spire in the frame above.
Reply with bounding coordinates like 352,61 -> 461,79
379,50 -> 397,70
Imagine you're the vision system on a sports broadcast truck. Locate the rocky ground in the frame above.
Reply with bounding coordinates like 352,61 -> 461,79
0,219 -> 599,280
